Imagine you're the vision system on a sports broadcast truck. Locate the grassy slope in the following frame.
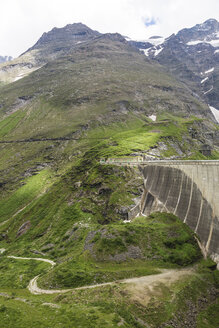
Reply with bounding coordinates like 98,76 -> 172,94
0,35 -> 218,327
36,213 -> 202,289
0,213 -> 218,328
0,256 -> 218,328
0,36 -> 217,198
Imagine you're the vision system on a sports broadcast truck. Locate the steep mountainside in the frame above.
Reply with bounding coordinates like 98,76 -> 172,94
0,29 -> 218,195
132,19 -> 219,119
0,22 -> 219,328
0,23 -> 100,83
26,22 -> 100,53
0,23 -> 218,237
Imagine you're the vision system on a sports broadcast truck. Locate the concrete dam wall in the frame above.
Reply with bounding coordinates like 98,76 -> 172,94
139,161 -> 219,262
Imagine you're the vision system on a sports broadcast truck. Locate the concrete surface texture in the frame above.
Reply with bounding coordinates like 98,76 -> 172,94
140,161 -> 219,261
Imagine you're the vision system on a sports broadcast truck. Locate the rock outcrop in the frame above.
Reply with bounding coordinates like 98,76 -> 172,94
130,18 -> 219,115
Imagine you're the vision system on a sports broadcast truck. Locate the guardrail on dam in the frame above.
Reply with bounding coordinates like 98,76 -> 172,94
101,159 -> 219,263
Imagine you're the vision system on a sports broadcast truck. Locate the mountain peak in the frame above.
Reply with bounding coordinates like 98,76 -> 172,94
176,18 -> 219,42
100,33 -> 126,42
51,22 -> 97,34
28,22 -> 101,52
194,18 -> 218,32
204,18 -> 218,23
133,18 -> 219,111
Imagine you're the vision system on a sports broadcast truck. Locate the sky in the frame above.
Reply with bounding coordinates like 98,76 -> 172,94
1,0 -> 219,57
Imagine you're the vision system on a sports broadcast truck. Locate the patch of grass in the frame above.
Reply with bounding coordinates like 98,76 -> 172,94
0,256 -> 218,328
0,33 -> 218,327
0,109 -> 26,138
37,212 -> 201,289
0,257 -> 49,289
197,300 -> 219,328
0,169 -> 54,223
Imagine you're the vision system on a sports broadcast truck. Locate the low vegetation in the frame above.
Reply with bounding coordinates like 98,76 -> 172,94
0,32 -> 218,327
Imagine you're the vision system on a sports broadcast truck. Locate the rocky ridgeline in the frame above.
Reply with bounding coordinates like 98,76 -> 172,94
130,19 -> 219,113
0,23 -> 101,83
1,18 -> 219,119
26,23 -> 100,53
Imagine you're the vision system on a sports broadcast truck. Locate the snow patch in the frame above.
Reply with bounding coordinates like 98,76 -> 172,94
123,220 -> 131,223
214,49 -> 219,54
14,76 -> 23,82
201,77 -> 208,84
13,73 -> 26,82
0,248 -> 6,254
187,40 -> 204,46
205,67 -> 214,74
154,47 -> 163,56
187,39 -> 219,47
209,106 -> 219,123
209,39 -> 219,47
149,114 -> 157,122
204,86 -> 213,95
140,48 -> 151,57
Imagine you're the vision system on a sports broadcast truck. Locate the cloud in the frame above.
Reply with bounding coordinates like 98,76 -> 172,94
144,17 -> 157,27
0,0 -> 218,57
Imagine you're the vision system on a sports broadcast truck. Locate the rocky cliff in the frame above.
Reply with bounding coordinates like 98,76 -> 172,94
0,23 -> 100,83
130,19 -> 219,120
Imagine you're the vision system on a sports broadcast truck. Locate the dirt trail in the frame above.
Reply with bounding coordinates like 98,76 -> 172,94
7,255 -> 56,267
0,219 -> 9,227
6,254 -> 194,295
28,268 -> 194,295
28,275 -> 72,295
0,189 -> 49,229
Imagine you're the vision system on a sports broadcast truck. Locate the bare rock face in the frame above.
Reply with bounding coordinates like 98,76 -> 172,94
27,23 -> 100,53
16,221 -> 31,237
155,19 -> 219,109
130,18 -> 219,112
0,23 -> 100,84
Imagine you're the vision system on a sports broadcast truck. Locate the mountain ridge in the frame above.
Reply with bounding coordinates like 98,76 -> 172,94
0,18 -> 219,328
1,18 -> 219,119
132,18 -> 219,116
24,22 -> 101,54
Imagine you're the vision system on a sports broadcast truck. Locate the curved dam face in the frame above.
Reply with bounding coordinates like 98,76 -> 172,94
140,162 -> 219,261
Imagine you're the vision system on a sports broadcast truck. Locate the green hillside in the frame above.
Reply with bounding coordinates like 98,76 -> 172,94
0,27 -> 218,327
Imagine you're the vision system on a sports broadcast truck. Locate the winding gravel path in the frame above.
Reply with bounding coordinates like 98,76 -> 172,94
6,254 -> 194,295
7,255 -> 56,267
0,219 -> 10,227
29,268 -> 194,295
